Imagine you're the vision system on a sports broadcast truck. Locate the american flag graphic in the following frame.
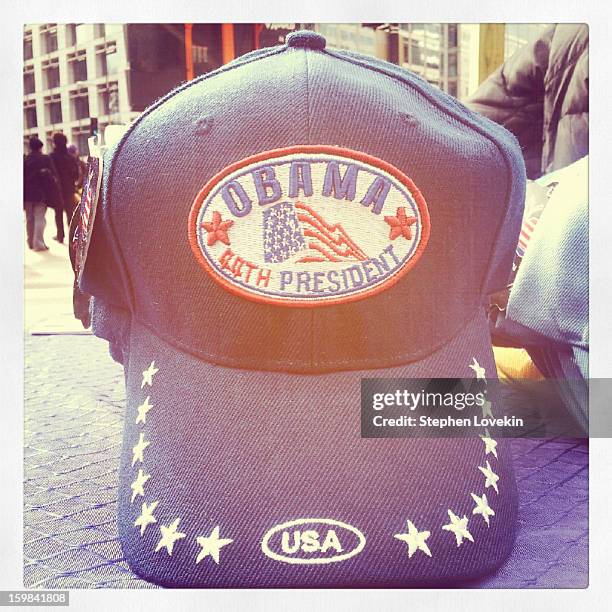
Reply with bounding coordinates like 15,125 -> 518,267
262,201 -> 367,264
516,216 -> 539,258
80,184 -> 93,234
78,159 -> 98,239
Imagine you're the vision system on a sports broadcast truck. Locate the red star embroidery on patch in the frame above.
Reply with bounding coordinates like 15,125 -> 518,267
384,207 -> 417,241
201,211 -> 234,246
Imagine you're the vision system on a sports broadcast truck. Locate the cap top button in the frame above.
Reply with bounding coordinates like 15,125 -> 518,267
286,30 -> 326,50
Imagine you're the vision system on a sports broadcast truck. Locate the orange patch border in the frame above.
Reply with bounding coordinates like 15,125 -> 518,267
188,145 -> 431,308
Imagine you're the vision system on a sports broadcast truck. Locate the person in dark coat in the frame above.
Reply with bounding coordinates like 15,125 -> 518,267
23,137 -> 60,251
50,132 -> 80,243
466,24 -> 588,179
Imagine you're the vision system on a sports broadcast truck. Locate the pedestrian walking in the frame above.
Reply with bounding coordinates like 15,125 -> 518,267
50,133 -> 80,243
23,137 -> 59,251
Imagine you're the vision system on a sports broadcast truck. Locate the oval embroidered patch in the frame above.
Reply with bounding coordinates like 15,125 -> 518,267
260,517 -> 367,565
188,146 -> 430,307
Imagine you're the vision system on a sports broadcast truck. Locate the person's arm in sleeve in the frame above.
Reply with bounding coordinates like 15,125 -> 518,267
466,25 -> 555,178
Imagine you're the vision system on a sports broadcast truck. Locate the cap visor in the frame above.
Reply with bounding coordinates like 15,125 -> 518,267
118,308 -> 516,587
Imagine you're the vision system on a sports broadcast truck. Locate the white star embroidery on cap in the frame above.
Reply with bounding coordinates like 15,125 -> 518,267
480,429 -> 498,458
135,396 -> 153,425
195,526 -> 234,564
478,460 -> 500,494
481,398 -> 494,418
141,361 -> 159,388
132,432 -> 150,466
393,520 -> 432,559
469,357 -> 487,382
471,493 -> 495,527
130,468 -> 151,502
155,518 -> 186,555
442,510 -> 474,547
134,500 -> 159,535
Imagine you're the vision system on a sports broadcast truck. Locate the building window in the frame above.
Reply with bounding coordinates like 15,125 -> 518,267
70,88 -> 90,120
96,42 -> 118,77
425,52 -> 440,70
45,94 -> 63,124
448,52 -> 457,77
192,44 -> 208,66
23,68 -> 35,95
41,25 -> 58,54
24,32 -> 33,60
410,42 -> 423,66
98,82 -> 119,115
94,24 -> 106,38
447,81 -> 458,97
72,128 -> 90,157
42,58 -> 60,89
96,47 -> 107,77
24,101 -> 37,128
448,24 -> 458,48
402,43 -> 409,63
65,24 -> 77,46
68,50 -> 88,83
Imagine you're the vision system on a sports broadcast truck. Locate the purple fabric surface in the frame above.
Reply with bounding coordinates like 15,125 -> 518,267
23,335 -> 587,588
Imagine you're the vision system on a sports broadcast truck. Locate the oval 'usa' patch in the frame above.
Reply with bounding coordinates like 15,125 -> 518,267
188,146 -> 430,307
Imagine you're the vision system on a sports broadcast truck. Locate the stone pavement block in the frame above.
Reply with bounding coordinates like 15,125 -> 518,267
37,576 -> 96,589
83,539 -> 124,561
70,561 -> 134,581
38,548 -> 110,573
95,576 -> 160,589
52,526 -> 118,547
23,562 -> 55,588
23,536 -> 74,561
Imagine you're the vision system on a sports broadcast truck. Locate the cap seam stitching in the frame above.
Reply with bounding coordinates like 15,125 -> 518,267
303,48 -> 315,369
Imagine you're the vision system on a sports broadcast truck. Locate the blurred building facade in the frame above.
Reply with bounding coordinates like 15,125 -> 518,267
23,23 -> 134,155
24,23 -> 551,154
314,23 -> 389,59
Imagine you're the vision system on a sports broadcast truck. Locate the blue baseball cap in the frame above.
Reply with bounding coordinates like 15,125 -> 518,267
505,156 -> 589,429
82,30 -> 526,587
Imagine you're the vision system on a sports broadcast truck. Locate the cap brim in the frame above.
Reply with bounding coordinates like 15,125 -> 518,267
117,309 -> 517,587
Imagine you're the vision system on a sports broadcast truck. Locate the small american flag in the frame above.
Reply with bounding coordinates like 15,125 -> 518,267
262,201 -> 366,264
516,216 -> 539,258
78,159 -> 98,240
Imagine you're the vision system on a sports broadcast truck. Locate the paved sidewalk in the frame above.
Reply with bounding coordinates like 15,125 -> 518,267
24,207 -> 87,335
